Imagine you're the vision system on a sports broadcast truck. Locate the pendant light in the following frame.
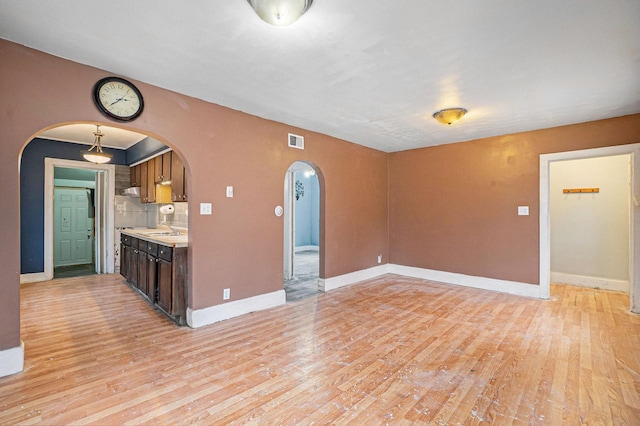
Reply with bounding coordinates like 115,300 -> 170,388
247,0 -> 313,26
81,125 -> 112,164
433,108 -> 467,126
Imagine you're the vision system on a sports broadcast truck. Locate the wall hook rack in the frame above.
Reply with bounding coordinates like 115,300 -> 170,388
562,188 -> 599,194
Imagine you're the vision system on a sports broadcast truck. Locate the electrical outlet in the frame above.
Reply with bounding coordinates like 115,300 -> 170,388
223,288 -> 230,300
377,254 -> 382,264
226,186 -> 233,197
518,206 -> 529,216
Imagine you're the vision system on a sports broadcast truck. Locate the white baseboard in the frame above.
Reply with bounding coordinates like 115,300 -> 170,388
551,271 -> 629,292
319,264 -> 389,291
0,342 -> 24,377
187,289 -> 286,328
20,272 -> 47,284
187,264 -> 547,329
388,264 -> 544,299
295,245 -> 319,253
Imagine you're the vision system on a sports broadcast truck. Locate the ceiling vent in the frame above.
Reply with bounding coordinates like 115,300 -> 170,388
288,133 -> 304,150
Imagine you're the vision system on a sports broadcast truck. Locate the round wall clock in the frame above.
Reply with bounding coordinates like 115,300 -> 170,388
93,76 -> 144,121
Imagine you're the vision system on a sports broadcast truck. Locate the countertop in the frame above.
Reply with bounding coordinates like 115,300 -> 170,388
121,226 -> 188,248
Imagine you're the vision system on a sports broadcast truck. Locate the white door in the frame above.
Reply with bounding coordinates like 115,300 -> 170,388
54,188 -> 94,267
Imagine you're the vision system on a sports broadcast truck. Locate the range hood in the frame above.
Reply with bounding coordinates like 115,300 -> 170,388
121,187 -> 140,197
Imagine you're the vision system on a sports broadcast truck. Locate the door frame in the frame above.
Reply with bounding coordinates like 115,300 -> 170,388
540,143 -> 640,312
43,158 -> 115,280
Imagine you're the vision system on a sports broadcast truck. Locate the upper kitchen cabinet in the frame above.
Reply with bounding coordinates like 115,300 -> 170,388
146,160 -> 156,203
154,152 -> 172,184
130,164 -> 142,187
132,150 -> 186,203
171,153 -> 187,202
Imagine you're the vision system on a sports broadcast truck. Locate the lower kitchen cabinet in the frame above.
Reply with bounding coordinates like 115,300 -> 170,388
120,234 -> 187,325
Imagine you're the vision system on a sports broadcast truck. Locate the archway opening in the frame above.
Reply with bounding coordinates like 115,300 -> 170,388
284,161 -> 323,302
19,122 -> 192,322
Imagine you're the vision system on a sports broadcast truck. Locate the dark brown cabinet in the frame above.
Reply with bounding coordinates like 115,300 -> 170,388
120,233 -> 187,325
171,153 -> 187,202
139,161 -> 149,202
154,152 -> 172,183
156,255 -> 172,313
130,150 -> 186,204
146,160 -> 156,203
130,165 -> 142,187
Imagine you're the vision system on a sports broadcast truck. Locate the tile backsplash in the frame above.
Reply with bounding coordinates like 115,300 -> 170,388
114,195 -> 188,230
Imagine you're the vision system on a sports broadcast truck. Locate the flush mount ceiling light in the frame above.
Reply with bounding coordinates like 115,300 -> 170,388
81,125 -> 112,164
247,0 -> 313,26
433,107 -> 468,126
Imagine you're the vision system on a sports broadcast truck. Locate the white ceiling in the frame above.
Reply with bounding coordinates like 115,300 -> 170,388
2,1 -> 639,152
40,124 -> 147,149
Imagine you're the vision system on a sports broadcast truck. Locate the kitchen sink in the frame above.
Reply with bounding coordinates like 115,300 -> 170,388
147,231 -> 173,236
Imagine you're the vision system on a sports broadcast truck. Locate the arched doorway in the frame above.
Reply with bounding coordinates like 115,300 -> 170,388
19,123 -> 191,301
284,161 -> 323,302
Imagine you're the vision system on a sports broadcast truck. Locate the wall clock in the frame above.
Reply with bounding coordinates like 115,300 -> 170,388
93,76 -> 144,121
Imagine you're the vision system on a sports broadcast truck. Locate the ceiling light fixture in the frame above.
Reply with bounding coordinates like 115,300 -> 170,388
247,0 -> 313,26
433,107 -> 467,126
81,125 -> 112,164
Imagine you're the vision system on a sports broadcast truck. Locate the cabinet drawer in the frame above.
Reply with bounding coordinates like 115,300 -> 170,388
158,245 -> 173,262
121,234 -> 131,246
130,237 -> 139,249
145,242 -> 158,257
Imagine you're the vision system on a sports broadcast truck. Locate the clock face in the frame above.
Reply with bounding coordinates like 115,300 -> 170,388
93,77 -> 144,121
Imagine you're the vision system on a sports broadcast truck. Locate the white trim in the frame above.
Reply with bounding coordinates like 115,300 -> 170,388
20,272 -> 47,284
551,271 -> 628,292
319,264 -> 389,291
188,263 -> 552,328
0,342 -> 24,378
44,158 -> 115,280
187,289 -> 286,328
540,143 -> 640,313
295,245 -> 319,253
389,264 -> 543,298
129,147 -> 172,167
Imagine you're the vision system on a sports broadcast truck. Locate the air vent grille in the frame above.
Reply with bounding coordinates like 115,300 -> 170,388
288,133 -> 304,150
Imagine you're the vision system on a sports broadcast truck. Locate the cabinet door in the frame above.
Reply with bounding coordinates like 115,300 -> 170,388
126,244 -> 135,283
171,154 -> 186,202
146,254 -> 157,302
137,249 -> 148,295
156,258 -> 172,314
130,247 -> 140,287
139,161 -> 148,202
120,243 -> 129,279
154,156 -> 164,183
162,152 -> 172,182
146,159 -> 156,203
129,165 -> 141,187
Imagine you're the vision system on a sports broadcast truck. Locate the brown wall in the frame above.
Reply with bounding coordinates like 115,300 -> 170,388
389,114 -> 640,284
0,40 -> 389,350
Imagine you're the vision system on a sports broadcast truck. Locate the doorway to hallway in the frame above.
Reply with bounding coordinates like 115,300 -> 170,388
540,143 -> 640,313
284,161 -> 322,302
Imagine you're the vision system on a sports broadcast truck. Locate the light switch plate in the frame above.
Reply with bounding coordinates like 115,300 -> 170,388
200,203 -> 212,215
518,206 -> 529,216
226,186 -> 233,197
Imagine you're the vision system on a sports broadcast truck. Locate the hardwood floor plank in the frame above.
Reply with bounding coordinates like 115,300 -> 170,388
1,275 -> 639,424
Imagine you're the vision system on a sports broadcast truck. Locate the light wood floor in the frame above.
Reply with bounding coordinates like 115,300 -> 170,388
1,274 -> 639,425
